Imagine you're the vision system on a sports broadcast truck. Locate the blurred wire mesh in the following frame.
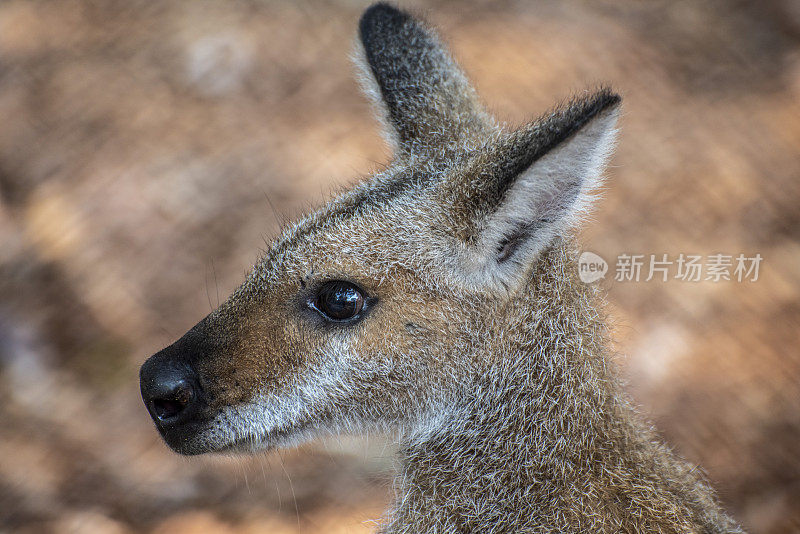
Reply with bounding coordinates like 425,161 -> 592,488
0,0 -> 798,532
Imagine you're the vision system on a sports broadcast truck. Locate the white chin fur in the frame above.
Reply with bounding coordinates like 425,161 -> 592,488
200,345 -> 352,453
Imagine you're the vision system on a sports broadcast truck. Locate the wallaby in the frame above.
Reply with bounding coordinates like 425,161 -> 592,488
140,4 -> 744,532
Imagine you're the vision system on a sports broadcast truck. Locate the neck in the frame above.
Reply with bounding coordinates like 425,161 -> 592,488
382,245 -> 740,534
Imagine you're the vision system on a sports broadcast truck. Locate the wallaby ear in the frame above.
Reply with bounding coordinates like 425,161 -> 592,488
355,3 -> 493,158
438,89 -> 621,293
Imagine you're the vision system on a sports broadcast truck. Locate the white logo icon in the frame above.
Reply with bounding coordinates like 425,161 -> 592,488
578,251 -> 608,283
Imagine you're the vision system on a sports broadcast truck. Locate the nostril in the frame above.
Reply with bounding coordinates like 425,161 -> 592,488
149,380 -> 195,422
152,398 -> 184,420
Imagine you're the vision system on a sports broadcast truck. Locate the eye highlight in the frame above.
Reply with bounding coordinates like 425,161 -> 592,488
309,281 -> 365,322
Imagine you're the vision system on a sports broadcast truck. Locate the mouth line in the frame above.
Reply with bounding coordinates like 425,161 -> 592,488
210,419 -> 315,454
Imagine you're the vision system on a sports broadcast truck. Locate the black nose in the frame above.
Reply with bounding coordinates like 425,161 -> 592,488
140,358 -> 202,427
149,378 -> 195,421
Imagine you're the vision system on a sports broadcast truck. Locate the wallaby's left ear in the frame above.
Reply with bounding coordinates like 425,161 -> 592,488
355,3 -> 494,158
438,89 -> 621,293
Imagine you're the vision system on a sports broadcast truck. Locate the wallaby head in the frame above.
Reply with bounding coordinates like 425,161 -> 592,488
141,2 -> 618,455
140,6 -> 746,532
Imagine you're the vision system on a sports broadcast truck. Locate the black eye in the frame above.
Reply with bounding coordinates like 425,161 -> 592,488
311,281 -> 365,322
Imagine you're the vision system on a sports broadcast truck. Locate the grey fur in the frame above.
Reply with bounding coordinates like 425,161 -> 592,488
140,3 -> 746,533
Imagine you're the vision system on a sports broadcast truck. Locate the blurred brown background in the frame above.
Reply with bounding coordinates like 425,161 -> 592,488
0,0 -> 798,532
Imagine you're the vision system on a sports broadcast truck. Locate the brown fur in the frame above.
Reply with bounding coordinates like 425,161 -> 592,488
140,3 -> 744,532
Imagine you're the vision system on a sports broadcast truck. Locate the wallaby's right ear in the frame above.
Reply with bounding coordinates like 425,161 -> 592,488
355,3 -> 493,158
436,90 -> 621,294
